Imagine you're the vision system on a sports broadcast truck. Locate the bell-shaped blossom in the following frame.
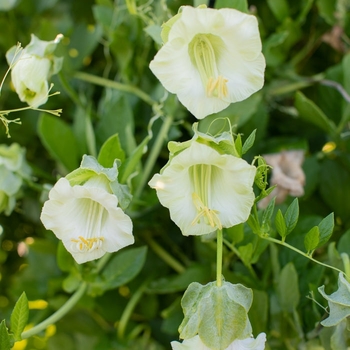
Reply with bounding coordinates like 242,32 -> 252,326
6,33 -> 63,107
0,143 -> 31,215
150,6 -> 265,119
40,156 -> 134,264
258,150 -> 305,209
171,333 -> 266,350
149,128 -> 256,236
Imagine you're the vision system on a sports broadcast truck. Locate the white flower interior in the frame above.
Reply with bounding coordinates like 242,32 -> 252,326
189,164 -> 222,230
188,34 -> 228,99
70,199 -> 106,253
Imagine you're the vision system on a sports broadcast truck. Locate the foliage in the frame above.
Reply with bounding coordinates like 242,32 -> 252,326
1,0 -> 350,349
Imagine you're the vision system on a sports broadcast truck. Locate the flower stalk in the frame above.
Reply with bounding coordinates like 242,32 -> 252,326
73,71 -> 156,106
21,282 -> 87,339
216,229 -> 223,287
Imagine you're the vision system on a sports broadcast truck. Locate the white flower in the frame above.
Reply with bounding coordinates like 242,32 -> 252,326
150,6 -> 265,119
6,34 -> 63,107
40,156 -> 134,264
258,150 -> 305,209
11,54 -> 51,107
0,143 -> 31,215
149,141 -> 256,236
171,333 -> 266,350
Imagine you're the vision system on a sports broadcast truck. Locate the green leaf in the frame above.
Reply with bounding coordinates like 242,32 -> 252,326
284,198 -> 299,235
320,158 -> 350,225
261,197 -> 275,232
234,134 -> 242,157
316,0 -> 336,25
0,320 -> 11,350
144,24 -> 162,45
97,133 -> 126,168
148,265 -> 211,294
10,292 -> 28,341
63,270 -> 81,292
194,0 -> 209,6
38,114 -> 79,173
278,262 -> 300,312
267,0 -> 289,22
275,209 -> 287,239
96,93 -> 136,157
56,241 -> 74,273
304,226 -> 320,254
238,243 -> 253,266
295,91 -> 337,135
119,135 -> 150,184
247,214 -> 261,235
241,129 -> 256,155
215,0 -> 248,12
317,213 -> 334,248
179,281 -> 252,349
90,246 -> 147,296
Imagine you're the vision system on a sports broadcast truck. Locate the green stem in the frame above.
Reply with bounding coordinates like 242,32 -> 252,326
21,282 -> 87,339
58,71 -> 83,108
134,114 -> 173,200
21,252 -> 113,340
144,235 -> 185,274
117,279 -> 149,340
341,253 -> 350,282
264,236 -> 347,278
73,71 -> 156,106
216,229 -> 223,287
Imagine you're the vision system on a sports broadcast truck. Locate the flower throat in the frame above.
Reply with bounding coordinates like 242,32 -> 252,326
188,34 -> 228,99
189,164 -> 222,229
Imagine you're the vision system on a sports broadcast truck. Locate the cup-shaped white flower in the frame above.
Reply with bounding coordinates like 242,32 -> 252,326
149,137 -> 256,236
0,143 -> 31,215
10,54 -> 51,107
150,6 -> 265,119
40,156 -> 134,264
6,34 -> 63,107
171,333 -> 266,350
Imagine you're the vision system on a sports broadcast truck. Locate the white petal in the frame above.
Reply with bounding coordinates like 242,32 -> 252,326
171,335 -> 208,350
11,55 -> 50,107
227,333 -> 266,350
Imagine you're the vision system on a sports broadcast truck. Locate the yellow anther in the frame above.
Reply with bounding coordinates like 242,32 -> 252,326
70,236 -> 104,252
191,193 -> 222,229
206,76 -> 228,98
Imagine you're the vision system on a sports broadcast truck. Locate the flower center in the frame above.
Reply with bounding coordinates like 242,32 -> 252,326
70,199 -> 106,253
189,164 -> 222,229
188,34 -> 228,99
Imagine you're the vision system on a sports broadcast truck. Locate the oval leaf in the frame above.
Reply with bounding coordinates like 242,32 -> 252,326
10,292 -> 29,341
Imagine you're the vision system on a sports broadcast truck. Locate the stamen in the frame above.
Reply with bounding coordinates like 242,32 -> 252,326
206,76 -> 228,99
191,193 -> 222,229
71,236 -> 105,252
